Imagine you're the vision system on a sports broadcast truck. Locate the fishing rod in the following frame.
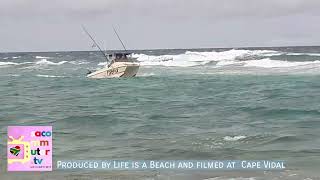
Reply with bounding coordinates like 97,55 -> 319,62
112,26 -> 127,51
81,25 -> 109,61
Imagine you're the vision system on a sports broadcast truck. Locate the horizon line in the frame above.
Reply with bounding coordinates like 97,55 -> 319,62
1,44 -> 320,54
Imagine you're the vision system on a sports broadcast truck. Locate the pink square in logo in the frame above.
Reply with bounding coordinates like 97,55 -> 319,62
7,126 -> 52,171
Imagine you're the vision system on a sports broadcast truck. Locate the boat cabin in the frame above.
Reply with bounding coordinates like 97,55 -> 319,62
108,53 -> 136,63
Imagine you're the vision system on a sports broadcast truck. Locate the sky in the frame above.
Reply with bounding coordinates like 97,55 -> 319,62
0,0 -> 320,52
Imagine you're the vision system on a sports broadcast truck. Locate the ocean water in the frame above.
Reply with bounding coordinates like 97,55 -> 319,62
0,46 -> 320,180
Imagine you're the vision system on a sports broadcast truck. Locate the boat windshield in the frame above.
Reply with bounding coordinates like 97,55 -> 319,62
115,53 -> 128,59
108,53 -> 137,62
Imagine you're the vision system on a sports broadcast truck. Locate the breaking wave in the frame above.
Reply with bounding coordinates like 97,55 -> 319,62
98,62 -> 109,66
133,49 -> 277,67
2,74 -> 21,77
132,49 -> 320,69
2,49 -> 320,71
36,74 -> 66,78
0,62 -> 19,66
0,59 -> 68,67
69,61 -> 90,65
204,177 -> 256,180
244,58 -> 320,68
287,52 -> 320,56
0,59 -> 86,68
35,56 -> 51,59
223,135 -> 247,141
138,72 -> 156,77
35,59 -> 67,65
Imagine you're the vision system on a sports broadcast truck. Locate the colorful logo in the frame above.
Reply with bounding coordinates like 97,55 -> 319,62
7,126 -> 52,171
10,146 -> 21,156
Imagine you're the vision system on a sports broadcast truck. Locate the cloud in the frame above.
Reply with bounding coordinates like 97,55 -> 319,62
1,0 -> 320,21
0,0 -> 319,51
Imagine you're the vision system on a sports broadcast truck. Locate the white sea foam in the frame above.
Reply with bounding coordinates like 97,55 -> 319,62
0,61 -> 35,67
98,62 -> 109,66
261,52 -> 284,57
35,59 -> 67,65
139,72 -> 156,77
3,49 -> 320,72
9,74 -> 21,77
70,61 -> 90,65
216,60 -> 243,66
35,56 -> 51,59
244,58 -> 320,68
287,52 -> 320,56
0,62 -> 19,66
223,135 -> 247,141
204,178 -> 256,180
132,49 -> 282,67
132,49 -> 320,70
1,74 -> 21,77
36,74 -> 65,78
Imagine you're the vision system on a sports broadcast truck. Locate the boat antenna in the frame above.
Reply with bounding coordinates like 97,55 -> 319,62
112,26 -> 127,51
81,25 -> 109,61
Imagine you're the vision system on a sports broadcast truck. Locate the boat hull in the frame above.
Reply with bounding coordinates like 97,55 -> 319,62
87,63 -> 140,79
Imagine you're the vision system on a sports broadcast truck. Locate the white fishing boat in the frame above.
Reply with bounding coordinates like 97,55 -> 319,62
82,25 -> 140,79
87,53 -> 140,78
